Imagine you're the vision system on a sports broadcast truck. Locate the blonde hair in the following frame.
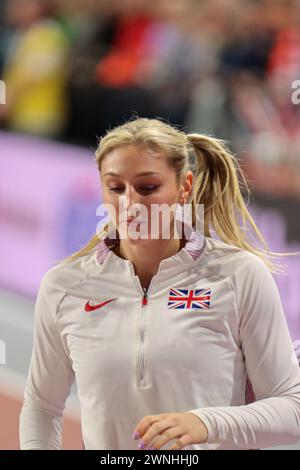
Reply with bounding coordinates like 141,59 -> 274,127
58,117 -> 294,273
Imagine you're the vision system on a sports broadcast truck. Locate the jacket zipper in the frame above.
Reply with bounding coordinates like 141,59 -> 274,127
142,288 -> 148,307
138,287 -> 148,384
128,262 -> 155,387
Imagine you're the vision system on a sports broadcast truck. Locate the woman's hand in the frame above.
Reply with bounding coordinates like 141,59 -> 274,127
132,412 -> 209,450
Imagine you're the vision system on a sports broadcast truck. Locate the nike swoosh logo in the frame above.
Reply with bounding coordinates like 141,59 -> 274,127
84,298 -> 117,312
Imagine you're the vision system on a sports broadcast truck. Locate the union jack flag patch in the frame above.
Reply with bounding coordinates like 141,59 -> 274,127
167,288 -> 211,310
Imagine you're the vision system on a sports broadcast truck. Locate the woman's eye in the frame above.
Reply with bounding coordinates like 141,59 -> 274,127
108,187 -> 124,193
108,185 -> 160,194
138,185 -> 160,194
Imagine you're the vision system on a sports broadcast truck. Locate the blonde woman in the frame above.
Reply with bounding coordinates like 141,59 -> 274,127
19,117 -> 300,450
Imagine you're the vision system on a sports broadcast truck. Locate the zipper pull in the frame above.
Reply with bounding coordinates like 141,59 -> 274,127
142,287 -> 148,307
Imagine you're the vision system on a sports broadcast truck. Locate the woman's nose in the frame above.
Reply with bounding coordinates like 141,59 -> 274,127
126,186 -> 143,206
120,187 -> 143,216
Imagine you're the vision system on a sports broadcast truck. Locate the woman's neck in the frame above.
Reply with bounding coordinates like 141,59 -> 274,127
114,236 -> 186,291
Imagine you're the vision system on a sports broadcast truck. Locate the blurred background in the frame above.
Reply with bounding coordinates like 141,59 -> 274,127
0,0 -> 300,450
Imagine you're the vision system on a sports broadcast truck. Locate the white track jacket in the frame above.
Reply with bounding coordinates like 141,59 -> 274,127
19,221 -> 300,450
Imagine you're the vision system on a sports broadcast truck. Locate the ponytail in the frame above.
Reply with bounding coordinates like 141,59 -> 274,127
187,133 -> 292,273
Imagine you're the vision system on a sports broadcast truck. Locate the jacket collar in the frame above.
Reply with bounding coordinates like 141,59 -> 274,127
96,219 -> 206,269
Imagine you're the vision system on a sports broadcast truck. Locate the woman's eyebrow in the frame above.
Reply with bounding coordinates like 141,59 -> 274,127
103,171 -> 162,177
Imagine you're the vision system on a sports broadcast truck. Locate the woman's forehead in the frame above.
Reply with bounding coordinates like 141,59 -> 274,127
101,145 -> 169,174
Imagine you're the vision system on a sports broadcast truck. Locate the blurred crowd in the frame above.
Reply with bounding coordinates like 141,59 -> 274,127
1,0 -> 300,178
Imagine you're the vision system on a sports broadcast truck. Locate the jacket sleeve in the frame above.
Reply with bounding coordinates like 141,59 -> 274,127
187,254 -> 300,449
19,269 -> 75,450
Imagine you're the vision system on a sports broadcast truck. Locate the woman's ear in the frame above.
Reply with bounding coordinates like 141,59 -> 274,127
181,171 -> 193,203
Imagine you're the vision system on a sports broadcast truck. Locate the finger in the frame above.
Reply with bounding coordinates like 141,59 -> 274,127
147,426 -> 185,451
167,433 -> 192,450
133,414 -> 165,441
139,417 -> 176,448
